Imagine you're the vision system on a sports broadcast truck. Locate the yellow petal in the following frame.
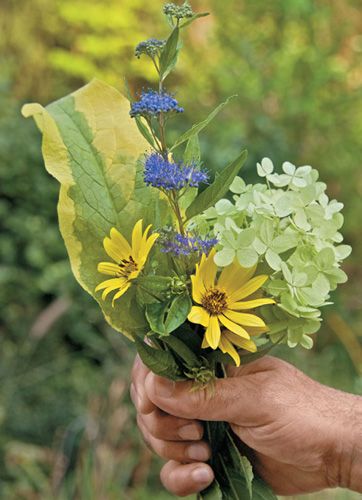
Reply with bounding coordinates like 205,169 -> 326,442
104,237 -> 127,263
191,274 -> 206,304
218,262 -> 256,293
228,298 -> 275,310
188,306 -> 210,327
112,282 -> 131,306
219,315 -> 250,339
102,284 -> 125,301
132,219 -> 144,258
140,223 -> 152,248
201,336 -> 210,349
205,315 -> 221,349
247,325 -> 270,336
95,277 -> 126,292
128,268 -> 141,281
224,310 -> 266,328
140,232 -> 159,263
229,275 -> 269,302
110,227 -> 132,256
202,250 -> 217,288
97,262 -> 120,276
219,336 -> 240,366
224,331 -> 257,353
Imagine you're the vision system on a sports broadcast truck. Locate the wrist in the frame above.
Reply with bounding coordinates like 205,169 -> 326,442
328,391 -> 362,492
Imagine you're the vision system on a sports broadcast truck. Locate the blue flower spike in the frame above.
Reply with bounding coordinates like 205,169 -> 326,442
130,90 -> 184,118
144,153 -> 208,191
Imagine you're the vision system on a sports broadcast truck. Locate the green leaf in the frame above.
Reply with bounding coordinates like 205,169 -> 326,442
136,275 -> 172,304
199,480 -> 223,500
134,116 -> 156,148
22,79 -> 168,339
145,302 -> 170,335
180,12 -> 210,28
133,337 -> 182,380
205,421 -> 227,459
186,150 -> 247,220
161,334 -> 200,367
164,293 -> 192,333
159,27 -> 180,82
219,457 -> 251,500
184,134 -> 201,163
226,431 -> 253,499
251,477 -> 278,500
171,96 -> 237,151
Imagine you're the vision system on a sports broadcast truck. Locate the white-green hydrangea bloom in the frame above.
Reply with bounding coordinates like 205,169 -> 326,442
198,157 -> 351,349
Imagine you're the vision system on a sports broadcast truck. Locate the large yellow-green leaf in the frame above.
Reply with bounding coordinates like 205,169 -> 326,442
22,79 -> 166,338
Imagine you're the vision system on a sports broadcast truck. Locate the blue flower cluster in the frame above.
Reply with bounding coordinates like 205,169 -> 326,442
161,233 -> 218,256
130,90 -> 184,118
135,38 -> 166,59
144,153 -> 208,190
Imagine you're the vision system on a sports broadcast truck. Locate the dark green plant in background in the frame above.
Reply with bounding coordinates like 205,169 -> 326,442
0,1 -> 361,498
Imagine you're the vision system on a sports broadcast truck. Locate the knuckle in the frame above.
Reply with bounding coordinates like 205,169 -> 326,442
147,414 -> 163,438
156,440 -> 169,459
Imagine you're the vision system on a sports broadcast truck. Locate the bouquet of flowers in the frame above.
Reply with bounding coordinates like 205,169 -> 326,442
22,2 -> 351,498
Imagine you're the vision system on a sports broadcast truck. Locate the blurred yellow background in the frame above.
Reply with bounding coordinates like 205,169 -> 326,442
0,0 -> 361,498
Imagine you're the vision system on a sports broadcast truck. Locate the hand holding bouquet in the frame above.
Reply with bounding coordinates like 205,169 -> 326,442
22,2 -> 351,498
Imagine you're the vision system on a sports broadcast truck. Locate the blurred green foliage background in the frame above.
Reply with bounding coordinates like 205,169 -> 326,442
1,0 -> 362,498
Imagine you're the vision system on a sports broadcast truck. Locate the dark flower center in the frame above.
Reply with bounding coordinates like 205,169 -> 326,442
117,256 -> 138,278
201,287 -> 228,315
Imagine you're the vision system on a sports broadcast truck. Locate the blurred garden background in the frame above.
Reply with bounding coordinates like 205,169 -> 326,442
1,0 -> 362,498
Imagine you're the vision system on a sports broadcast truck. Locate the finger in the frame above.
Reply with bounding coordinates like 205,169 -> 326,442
131,355 -> 155,414
137,415 -> 210,462
144,371 -> 262,423
160,460 -> 214,497
141,408 -> 203,441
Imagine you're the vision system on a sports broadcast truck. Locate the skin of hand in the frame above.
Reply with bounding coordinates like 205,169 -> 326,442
130,355 -> 362,497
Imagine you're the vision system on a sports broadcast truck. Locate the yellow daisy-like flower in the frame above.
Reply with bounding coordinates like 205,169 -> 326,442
188,249 -> 275,366
95,219 -> 159,305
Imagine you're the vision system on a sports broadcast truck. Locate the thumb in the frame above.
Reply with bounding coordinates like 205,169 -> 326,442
144,371 -> 258,424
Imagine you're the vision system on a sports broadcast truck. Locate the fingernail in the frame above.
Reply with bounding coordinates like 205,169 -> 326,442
178,424 -> 202,440
192,467 -> 213,484
154,377 -> 175,398
187,443 -> 210,461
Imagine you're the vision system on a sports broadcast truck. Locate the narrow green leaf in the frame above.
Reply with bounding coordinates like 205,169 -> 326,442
199,479 -> 223,500
205,421 -> 227,459
186,150 -> 247,220
135,116 -> 156,148
226,431 -> 253,499
161,334 -> 200,367
159,27 -> 180,82
165,293 -> 192,333
180,12 -> 210,28
184,134 -> 201,163
219,456 -> 244,500
133,337 -> 182,380
250,477 -> 278,500
171,96 -> 236,151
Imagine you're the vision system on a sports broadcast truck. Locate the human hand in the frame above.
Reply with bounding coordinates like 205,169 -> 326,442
131,355 -> 362,497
